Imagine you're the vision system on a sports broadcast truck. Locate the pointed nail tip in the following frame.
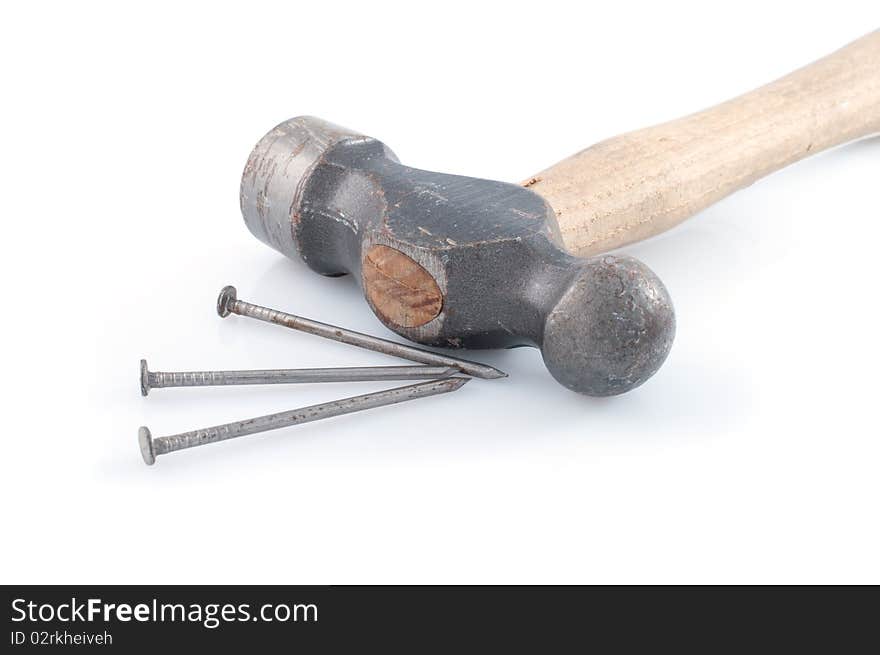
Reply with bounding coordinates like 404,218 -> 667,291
476,367 -> 507,379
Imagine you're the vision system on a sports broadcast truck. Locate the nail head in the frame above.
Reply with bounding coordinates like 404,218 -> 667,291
140,359 -> 150,396
139,426 -> 156,465
217,285 -> 238,317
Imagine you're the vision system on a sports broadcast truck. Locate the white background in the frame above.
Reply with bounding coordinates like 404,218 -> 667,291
2,1 -> 878,584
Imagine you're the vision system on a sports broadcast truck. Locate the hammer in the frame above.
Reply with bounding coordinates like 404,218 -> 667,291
240,31 -> 879,396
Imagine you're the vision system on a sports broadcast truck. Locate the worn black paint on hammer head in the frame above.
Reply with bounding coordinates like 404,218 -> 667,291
240,117 -> 675,395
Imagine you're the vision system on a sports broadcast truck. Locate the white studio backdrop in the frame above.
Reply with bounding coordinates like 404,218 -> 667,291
1,1 -> 878,584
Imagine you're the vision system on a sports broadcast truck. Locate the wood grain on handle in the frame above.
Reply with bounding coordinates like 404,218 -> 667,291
525,31 -> 880,257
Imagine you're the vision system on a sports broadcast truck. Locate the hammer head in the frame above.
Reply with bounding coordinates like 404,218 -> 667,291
241,117 -> 674,396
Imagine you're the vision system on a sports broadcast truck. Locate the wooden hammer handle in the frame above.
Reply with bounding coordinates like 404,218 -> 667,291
526,30 -> 880,257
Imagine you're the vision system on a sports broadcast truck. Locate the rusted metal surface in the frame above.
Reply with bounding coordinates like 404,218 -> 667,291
139,377 -> 470,465
139,359 -> 457,395
239,117 -> 675,395
217,286 -> 506,380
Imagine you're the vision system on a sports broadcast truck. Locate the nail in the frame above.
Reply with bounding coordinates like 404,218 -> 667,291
140,359 -> 457,396
139,376 -> 469,465
216,286 -> 507,380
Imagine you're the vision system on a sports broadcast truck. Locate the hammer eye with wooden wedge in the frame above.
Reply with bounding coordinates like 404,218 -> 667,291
239,31 -> 879,396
